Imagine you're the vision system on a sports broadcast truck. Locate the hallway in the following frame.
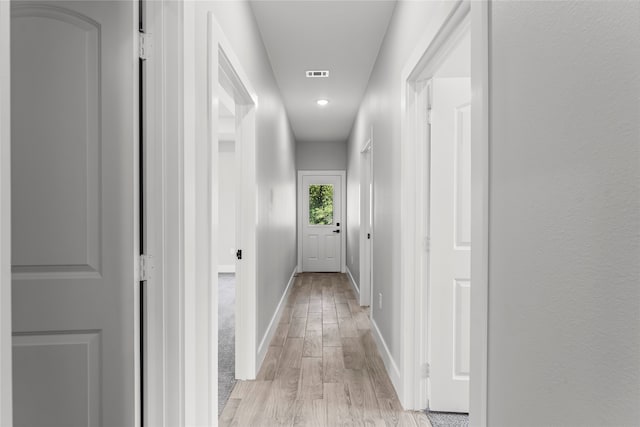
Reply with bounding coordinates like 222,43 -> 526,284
1,1 -> 639,425
219,273 -> 430,426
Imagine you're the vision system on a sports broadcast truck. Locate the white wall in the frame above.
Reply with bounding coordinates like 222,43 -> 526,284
348,0 -> 640,425
218,141 -> 236,272
487,2 -> 640,425
296,140 -> 347,171
346,0 -> 457,380
190,0 -> 297,361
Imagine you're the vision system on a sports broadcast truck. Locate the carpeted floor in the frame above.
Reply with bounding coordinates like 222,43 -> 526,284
426,411 -> 469,427
218,273 -> 236,415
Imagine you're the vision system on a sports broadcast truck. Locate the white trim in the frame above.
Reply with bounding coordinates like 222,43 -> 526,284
359,134 -> 373,307
154,1 -> 185,425
370,318 -> 401,392
345,266 -> 360,300
132,3 -> 142,424
217,265 -> 236,274
297,170 -> 347,274
0,1 -> 11,424
469,1 -> 490,426
144,1 -> 167,422
399,0 -> 490,414
256,268 -> 297,371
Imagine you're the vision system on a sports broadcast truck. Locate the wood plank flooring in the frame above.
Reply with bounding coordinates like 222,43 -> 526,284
220,273 -> 431,427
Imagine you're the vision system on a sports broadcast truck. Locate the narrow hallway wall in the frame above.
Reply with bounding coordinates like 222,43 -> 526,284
346,0 -> 460,386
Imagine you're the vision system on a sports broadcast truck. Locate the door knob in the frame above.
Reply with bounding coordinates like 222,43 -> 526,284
333,230 -> 340,233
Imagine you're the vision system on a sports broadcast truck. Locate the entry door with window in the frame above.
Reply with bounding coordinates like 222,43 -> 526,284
11,1 -> 138,425
429,77 -> 471,413
301,174 -> 342,272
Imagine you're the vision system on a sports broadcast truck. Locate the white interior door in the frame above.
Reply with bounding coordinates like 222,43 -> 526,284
429,77 -> 471,413
301,174 -> 342,272
11,1 -> 137,425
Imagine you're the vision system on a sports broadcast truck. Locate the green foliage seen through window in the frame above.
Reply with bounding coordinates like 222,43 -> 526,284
309,184 -> 334,225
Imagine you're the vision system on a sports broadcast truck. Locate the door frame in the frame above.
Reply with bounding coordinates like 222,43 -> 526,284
180,8 -> 259,425
359,138 -> 373,307
0,1 -> 11,424
212,15 -> 259,383
297,170 -> 347,273
399,0 -> 489,423
143,4 -> 261,425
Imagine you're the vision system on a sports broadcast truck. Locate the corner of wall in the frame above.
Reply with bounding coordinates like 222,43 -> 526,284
370,318 -> 402,399
346,266 -> 360,297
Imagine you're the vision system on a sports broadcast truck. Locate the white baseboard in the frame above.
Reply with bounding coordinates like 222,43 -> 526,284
370,317 -> 402,399
256,267 -> 297,372
346,266 -> 360,299
218,264 -> 236,274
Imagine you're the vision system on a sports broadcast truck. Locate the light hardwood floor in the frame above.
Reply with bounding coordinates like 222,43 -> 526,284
219,273 -> 432,427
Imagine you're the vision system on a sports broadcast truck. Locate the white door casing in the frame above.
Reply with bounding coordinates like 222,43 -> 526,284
429,77 -> 471,413
298,171 -> 346,273
359,139 -> 373,307
11,1 -> 138,426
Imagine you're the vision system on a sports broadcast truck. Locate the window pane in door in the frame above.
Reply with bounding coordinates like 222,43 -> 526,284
309,184 -> 334,225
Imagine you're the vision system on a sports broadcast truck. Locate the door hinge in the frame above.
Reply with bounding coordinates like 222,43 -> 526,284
139,254 -> 153,281
423,236 -> 430,252
236,249 -> 243,260
138,32 -> 152,60
426,107 -> 432,125
367,233 -> 371,240
421,363 -> 430,378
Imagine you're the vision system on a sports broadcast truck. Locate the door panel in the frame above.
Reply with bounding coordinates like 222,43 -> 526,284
13,332 -> 100,427
11,1 -> 137,425
301,175 -> 341,272
324,234 -> 337,260
429,77 -> 471,413
307,234 -> 319,260
11,4 -> 101,278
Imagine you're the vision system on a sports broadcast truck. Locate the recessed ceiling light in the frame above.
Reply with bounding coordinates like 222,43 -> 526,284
317,99 -> 329,106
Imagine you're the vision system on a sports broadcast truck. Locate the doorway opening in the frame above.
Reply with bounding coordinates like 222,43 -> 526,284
206,12 -> 259,422
424,24 -> 471,417
400,1 -> 488,421
216,79 -> 238,413
416,13 -> 471,418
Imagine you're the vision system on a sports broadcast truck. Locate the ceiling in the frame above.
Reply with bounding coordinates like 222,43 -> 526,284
250,0 -> 396,144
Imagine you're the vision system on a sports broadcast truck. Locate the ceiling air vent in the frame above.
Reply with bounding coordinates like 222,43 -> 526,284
306,70 -> 329,78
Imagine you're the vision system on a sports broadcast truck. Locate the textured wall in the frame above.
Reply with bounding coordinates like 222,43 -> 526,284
487,2 -> 640,425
